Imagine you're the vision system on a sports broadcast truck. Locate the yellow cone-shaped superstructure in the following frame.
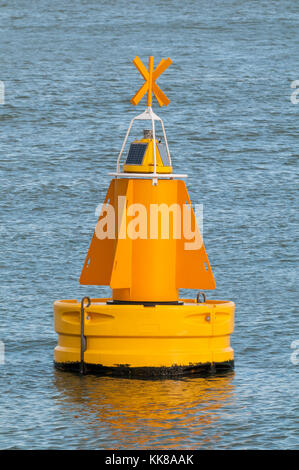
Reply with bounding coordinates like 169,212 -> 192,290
80,178 -> 216,302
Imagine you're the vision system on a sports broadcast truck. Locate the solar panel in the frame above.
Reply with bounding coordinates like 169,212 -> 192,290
126,143 -> 148,165
157,143 -> 170,166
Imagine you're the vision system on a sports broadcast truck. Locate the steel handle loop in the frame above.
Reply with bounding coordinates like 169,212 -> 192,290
196,291 -> 206,303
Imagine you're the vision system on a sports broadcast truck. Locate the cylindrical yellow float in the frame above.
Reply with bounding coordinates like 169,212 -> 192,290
54,298 -> 234,376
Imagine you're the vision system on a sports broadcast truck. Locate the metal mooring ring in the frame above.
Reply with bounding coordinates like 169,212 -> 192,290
196,291 -> 206,303
81,296 -> 91,310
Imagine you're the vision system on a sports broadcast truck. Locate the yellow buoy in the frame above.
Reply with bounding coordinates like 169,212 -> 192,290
54,56 -> 235,377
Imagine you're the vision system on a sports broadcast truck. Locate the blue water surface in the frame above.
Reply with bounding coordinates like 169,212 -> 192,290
0,0 -> 298,449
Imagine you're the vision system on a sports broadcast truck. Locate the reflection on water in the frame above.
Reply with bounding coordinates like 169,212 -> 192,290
53,371 -> 235,449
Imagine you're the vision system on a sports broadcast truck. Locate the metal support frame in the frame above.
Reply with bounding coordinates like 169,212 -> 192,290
114,107 -> 186,185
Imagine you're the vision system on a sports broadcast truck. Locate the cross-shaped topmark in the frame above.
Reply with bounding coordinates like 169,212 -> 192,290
131,56 -> 172,107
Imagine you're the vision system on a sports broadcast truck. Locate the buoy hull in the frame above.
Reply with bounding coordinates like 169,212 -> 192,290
54,298 -> 234,377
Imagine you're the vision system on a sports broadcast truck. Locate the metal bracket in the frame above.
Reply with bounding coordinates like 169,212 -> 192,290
80,296 -> 91,375
114,107 -> 184,184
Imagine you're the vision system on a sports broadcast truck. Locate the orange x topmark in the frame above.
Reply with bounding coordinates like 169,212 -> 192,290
131,56 -> 172,107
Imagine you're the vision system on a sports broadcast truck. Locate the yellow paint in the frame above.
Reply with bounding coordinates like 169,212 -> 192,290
80,178 -> 216,302
147,56 -> 154,107
131,56 -> 172,107
123,137 -> 172,173
54,298 -> 234,368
